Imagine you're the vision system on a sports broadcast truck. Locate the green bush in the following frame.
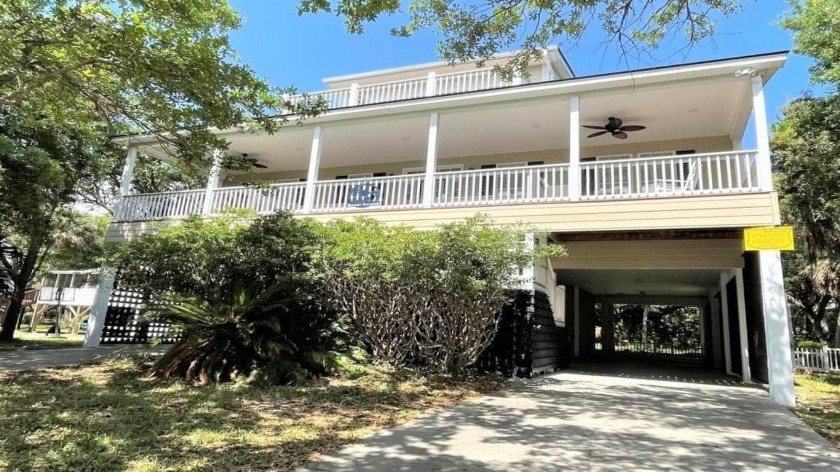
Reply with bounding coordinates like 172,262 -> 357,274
113,211 -> 350,384
797,340 -> 824,349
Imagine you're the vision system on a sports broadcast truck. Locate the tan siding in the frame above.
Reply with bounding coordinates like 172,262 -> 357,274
224,136 -> 733,185
551,239 -> 745,270
106,193 -> 779,244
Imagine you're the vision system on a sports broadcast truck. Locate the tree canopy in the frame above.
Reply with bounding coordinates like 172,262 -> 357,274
1,0 -> 318,164
299,0 -> 742,76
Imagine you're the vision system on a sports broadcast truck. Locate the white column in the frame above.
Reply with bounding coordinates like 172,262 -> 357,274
120,147 -> 138,196
751,75 -> 773,191
201,149 -> 223,215
735,268 -> 752,384
425,72 -> 437,96
759,250 -> 795,407
83,267 -> 116,348
348,83 -> 360,106
422,112 -> 439,208
569,96 -> 581,200
573,286 -> 580,357
720,272 -> 734,375
302,126 -> 323,213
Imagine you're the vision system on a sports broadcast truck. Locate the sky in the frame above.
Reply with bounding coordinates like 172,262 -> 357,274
227,0 -> 818,147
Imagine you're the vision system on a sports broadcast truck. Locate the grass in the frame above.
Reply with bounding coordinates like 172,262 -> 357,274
0,326 -> 85,351
0,357 -> 502,471
794,372 -> 840,448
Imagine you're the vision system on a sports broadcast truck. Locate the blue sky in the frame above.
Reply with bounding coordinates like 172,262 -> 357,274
229,0 -> 816,143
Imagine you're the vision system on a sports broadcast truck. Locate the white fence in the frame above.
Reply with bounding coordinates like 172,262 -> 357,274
432,164 -> 569,207
311,174 -> 425,213
580,151 -> 759,199
434,68 -> 509,95
357,77 -> 427,105
794,347 -> 840,372
112,152 -> 765,222
286,67 -> 509,112
115,189 -> 206,222
211,182 -> 306,215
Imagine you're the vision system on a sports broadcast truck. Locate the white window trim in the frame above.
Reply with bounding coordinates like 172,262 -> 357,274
347,173 -> 374,179
595,153 -> 632,161
498,161 -> 528,168
637,150 -> 677,159
272,178 -> 301,184
402,164 -> 463,175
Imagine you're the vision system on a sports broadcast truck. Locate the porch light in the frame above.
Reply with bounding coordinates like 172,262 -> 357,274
734,68 -> 759,78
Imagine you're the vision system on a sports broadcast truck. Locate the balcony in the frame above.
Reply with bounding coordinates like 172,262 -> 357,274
113,151 -> 761,223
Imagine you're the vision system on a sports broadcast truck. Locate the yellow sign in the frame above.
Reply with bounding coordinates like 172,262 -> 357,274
744,226 -> 795,251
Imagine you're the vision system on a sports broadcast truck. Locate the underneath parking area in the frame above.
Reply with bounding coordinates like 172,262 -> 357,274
306,365 -> 840,471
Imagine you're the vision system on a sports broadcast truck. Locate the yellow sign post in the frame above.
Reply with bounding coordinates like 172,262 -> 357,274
744,226 -> 795,251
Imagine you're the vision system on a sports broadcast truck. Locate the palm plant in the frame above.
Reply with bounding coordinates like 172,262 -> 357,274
145,283 -> 348,384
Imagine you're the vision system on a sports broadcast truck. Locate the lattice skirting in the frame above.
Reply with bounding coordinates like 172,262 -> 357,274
100,275 -> 181,344
476,289 -> 569,378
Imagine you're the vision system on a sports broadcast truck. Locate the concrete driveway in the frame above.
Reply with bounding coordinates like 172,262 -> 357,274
306,363 -> 840,471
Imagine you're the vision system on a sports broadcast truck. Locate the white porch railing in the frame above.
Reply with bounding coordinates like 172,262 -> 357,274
434,68 -> 509,95
211,182 -> 306,215
115,189 -> 206,222
112,151 -> 767,222
357,77 -> 427,105
580,151 -> 759,199
311,174 -> 425,213
285,67 -> 510,112
432,164 -> 569,207
794,347 -> 840,372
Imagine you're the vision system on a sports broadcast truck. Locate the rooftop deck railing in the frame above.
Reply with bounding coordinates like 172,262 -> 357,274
112,151 -> 762,223
286,67 -> 514,111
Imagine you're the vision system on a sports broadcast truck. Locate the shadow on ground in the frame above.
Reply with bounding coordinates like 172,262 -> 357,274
305,362 -> 840,471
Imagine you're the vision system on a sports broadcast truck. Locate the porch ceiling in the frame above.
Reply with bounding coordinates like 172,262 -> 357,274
555,268 -> 721,299
154,74 -> 752,174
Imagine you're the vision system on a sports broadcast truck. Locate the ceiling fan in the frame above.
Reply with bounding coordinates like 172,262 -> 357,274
584,117 -> 646,140
241,153 -> 267,169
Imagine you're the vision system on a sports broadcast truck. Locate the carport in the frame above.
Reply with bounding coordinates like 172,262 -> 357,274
549,230 -> 791,403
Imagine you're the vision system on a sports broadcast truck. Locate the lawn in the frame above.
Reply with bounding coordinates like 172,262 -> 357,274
0,329 -> 85,350
794,372 -> 840,448
0,357 -> 502,471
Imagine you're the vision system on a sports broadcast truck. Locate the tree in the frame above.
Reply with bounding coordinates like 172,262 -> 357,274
772,96 -> 840,346
781,0 -> 840,85
0,111 -> 109,340
1,1 -> 320,165
299,0 -> 742,77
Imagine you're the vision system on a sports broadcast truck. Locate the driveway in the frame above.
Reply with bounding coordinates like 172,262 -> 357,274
0,346 -> 164,372
306,362 -> 840,471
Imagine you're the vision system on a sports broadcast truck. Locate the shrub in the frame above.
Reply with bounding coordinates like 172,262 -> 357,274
317,215 -> 557,375
112,211 -> 350,384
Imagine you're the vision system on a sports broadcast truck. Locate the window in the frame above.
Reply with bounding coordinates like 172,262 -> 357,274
637,151 -> 676,159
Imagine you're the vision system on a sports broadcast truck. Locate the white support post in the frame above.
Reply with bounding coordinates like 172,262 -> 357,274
83,267 -> 115,348
720,272 -> 734,376
348,83 -> 360,106
734,268 -> 752,384
759,250 -> 795,407
422,113 -> 439,208
751,75 -> 773,191
120,147 -> 138,196
425,72 -> 437,96
540,49 -> 554,81
302,126 -> 323,213
569,96 -> 581,200
573,286 -> 580,357
511,71 -> 523,86
201,149 -> 223,215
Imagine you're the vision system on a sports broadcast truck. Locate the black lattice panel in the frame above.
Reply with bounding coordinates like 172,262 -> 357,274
531,290 -> 569,372
99,275 -> 181,345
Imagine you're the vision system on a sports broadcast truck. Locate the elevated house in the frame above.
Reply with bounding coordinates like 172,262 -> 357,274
88,46 -> 795,406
